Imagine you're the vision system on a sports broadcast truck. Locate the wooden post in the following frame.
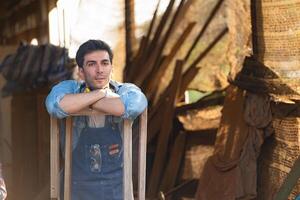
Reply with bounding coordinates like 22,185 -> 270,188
64,117 -> 73,200
123,119 -> 134,200
50,117 -> 60,200
138,109 -> 147,200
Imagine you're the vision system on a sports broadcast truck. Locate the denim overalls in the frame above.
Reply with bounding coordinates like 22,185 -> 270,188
46,80 -> 148,199
70,117 -> 123,200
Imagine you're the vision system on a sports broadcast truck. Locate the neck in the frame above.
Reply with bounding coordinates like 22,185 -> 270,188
86,82 -> 110,91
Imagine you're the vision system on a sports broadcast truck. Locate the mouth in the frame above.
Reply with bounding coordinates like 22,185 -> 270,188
95,77 -> 106,81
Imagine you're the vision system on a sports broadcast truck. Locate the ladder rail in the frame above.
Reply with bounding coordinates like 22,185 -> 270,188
50,109 -> 147,200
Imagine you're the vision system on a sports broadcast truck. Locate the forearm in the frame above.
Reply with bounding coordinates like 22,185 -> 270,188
91,96 -> 125,116
59,89 -> 106,114
71,107 -> 106,116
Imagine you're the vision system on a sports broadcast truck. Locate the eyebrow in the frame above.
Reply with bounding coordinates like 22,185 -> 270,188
85,59 -> 110,64
85,60 -> 96,64
101,59 -> 110,63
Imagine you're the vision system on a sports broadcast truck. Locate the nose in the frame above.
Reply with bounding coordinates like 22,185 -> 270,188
95,63 -> 104,73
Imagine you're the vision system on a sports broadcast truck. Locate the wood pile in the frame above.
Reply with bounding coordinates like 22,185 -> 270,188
123,0 -> 228,198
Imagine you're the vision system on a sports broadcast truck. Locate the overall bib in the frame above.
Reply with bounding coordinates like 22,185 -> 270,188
70,118 -> 123,200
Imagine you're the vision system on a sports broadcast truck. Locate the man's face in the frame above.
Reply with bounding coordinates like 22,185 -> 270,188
80,50 -> 112,89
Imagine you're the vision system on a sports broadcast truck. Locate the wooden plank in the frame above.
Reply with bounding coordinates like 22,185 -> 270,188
145,22 -> 196,97
126,36 -> 146,81
180,27 -> 228,96
50,117 -> 60,199
138,109 -> 147,200
126,0 -> 161,81
64,117 -> 73,200
37,94 -> 50,190
179,67 -> 200,97
151,84 -> 172,117
11,94 -> 38,200
133,0 -> 176,86
148,106 -> 164,143
146,0 -> 176,58
147,60 -> 183,197
163,179 -> 197,199
141,55 -> 167,100
136,0 -> 194,88
125,0 -> 136,68
175,90 -> 225,115
160,132 -> 187,197
187,27 -> 228,69
184,0 -> 225,62
141,0 -> 193,89
123,119 -> 134,200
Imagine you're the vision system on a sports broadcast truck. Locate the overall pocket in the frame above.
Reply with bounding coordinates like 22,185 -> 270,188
86,144 -> 102,173
102,143 -> 123,172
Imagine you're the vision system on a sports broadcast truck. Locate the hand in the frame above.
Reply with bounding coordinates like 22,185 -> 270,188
98,88 -> 107,100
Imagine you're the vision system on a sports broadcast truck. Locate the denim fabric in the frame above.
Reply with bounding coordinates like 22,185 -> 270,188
70,125 -> 123,200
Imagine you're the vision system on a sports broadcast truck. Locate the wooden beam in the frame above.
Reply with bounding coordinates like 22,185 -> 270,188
132,0 -> 176,86
184,0 -> 225,62
147,60 -> 183,197
125,0 -> 136,69
160,132 -> 187,196
175,90 -> 225,114
125,0 -> 161,81
123,120 -> 134,200
145,22 -> 197,97
138,109 -> 148,200
180,27 -> 228,96
64,117 -> 73,200
50,117 -> 60,200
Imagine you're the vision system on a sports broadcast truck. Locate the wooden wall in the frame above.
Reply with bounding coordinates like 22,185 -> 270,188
0,1 -> 57,199
0,0 -> 57,45
10,88 -> 50,200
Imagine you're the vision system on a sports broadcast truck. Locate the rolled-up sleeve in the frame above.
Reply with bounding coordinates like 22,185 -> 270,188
118,83 -> 148,120
45,80 -> 79,119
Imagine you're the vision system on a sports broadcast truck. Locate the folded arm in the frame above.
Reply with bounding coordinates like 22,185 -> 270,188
59,89 -> 106,114
46,80 -> 147,120
46,80 -> 126,118
91,92 -> 125,116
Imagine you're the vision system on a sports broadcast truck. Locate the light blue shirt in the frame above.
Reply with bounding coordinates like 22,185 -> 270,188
45,79 -> 148,150
46,79 -> 147,120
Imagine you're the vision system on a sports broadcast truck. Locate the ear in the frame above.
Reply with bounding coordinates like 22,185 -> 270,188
110,65 -> 114,79
78,67 -> 85,80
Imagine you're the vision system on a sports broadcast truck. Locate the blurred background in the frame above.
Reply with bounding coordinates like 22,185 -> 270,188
1,0 -> 300,199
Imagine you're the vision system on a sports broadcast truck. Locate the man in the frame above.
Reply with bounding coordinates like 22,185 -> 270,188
46,39 -> 147,200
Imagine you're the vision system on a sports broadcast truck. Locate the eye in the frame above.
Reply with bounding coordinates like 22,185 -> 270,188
102,61 -> 110,66
87,62 -> 96,67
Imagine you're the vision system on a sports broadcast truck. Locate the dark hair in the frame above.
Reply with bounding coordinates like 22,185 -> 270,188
75,39 -> 113,68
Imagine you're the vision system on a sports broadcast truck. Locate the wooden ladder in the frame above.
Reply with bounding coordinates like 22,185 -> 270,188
50,109 -> 147,200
